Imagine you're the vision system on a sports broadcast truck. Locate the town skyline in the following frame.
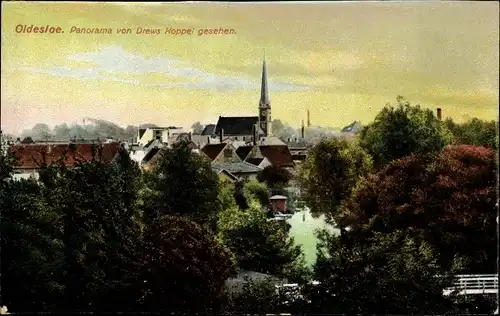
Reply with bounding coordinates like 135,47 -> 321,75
2,2 -> 499,134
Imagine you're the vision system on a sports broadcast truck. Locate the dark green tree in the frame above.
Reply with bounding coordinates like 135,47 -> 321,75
36,144 -> 144,312
257,165 -> 292,188
306,229 -> 459,314
0,177 -> 64,312
145,140 -> 221,229
445,117 -> 498,150
218,201 -> 310,283
297,137 -> 373,225
358,95 -> 452,167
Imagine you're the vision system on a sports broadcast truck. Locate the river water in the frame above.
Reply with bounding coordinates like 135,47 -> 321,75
286,207 -> 339,267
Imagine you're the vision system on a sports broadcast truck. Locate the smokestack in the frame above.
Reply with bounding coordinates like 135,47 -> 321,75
301,120 -> 305,139
437,108 -> 442,121
220,128 -> 224,143
307,110 -> 311,127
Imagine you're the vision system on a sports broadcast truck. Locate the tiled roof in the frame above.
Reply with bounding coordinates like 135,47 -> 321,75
259,145 -> 295,168
212,162 -> 262,174
143,147 -> 161,163
200,143 -> 227,160
245,157 -> 264,166
235,145 -> 254,161
8,143 -> 122,169
215,116 -> 259,136
201,124 -> 216,136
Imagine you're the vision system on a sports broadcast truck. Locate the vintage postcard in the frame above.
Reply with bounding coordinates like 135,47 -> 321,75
1,1 -> 499,315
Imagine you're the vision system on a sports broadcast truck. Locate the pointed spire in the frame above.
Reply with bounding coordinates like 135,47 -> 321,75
260,51 -> 270,107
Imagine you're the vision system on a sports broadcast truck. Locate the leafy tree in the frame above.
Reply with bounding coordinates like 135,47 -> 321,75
338,145 -> 497,273
297,137 -> 373,226
139,215 -> 236,314
306,229 -> 459,314
0,177 -> 64,312
0,131 -> 15,183
221,278 -> 285,314
191,121 -> 205,134
358,95 -> 453,167
243,179 -> 270,207
34,145 -> 144,312
145,140 -> 221,230
257,165 -> 292,188
218,201 -> 310,283
445,117 -> 498,150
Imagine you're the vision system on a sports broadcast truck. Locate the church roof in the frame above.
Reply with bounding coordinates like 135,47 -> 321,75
201,124 -> 216,135
260,57 -> 270,107
214,116 -> 259,136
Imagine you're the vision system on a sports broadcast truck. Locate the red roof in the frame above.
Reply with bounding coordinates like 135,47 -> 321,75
258,145 -> 295,168
200,143 -> 227,160
8,143 -> 122,169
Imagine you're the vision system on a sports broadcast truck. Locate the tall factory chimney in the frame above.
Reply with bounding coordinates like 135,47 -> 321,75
437,108 -> 442,121
307,110 -> 311,127
301,120 -> 305,139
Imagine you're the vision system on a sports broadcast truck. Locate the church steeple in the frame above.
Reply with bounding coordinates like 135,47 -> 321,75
260,54 -> 270,107
258,52 -> 272,137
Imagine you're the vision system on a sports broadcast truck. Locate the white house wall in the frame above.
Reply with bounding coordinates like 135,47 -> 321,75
12,170 -> 40,181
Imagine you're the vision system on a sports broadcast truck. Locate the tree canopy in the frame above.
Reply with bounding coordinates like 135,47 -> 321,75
338,145 -> 497,273
358,96 -> 453,167
297,137 -> 373,224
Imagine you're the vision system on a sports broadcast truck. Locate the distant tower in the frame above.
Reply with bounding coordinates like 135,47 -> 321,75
307,110 -> 311,127
259,53 -> 272,137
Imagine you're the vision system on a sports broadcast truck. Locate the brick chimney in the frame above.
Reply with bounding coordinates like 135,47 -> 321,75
437,108 -> 442,121
219,128 -> 224,143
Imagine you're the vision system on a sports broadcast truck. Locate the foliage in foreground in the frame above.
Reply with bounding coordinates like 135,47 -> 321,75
339,145 -> 497,273
306,229 -> 459,314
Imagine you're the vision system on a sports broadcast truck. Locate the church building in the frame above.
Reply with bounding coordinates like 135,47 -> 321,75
202,56 -> 273,144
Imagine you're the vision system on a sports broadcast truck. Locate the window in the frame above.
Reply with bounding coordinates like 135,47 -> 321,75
234,137 -> 238,140
242,136 -> 246,141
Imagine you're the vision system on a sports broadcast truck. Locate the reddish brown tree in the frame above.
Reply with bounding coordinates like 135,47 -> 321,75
340,145 -> 497,273
139,215 -> 237,313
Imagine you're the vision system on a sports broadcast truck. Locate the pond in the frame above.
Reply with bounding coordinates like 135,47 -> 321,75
287,207 -> 339,267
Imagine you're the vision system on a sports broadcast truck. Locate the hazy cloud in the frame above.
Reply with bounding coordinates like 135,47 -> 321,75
19,46 -> 309,91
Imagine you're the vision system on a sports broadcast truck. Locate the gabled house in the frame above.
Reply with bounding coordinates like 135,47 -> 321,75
259,145 -> 295,169
8,142 -> 125,180
200,143 -> 242,164
235,144 -> 295,169
212,162 -> 262,180
201,143 -> 263,179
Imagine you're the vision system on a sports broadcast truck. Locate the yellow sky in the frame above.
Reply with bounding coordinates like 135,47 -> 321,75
1,1 -> 499,134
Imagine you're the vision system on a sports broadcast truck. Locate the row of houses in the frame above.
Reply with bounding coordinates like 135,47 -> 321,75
5,133 -> 298,180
